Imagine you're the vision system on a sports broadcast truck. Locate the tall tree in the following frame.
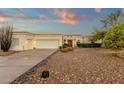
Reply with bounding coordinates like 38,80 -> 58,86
100,9 -> 122,29
90,9 -> 122,44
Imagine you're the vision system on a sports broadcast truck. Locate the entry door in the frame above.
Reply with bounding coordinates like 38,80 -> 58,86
67,40 -> 73,47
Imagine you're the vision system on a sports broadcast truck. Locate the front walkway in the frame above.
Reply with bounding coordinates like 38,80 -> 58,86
0,49 -> 57,84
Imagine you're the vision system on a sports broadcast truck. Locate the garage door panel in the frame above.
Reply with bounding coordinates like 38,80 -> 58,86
36,39 -> 59,48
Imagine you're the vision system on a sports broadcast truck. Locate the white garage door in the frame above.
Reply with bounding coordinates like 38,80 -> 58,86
36,39 -> 59,49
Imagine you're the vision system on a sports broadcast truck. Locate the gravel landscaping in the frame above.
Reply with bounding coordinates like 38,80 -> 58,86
11,48 -> 124,84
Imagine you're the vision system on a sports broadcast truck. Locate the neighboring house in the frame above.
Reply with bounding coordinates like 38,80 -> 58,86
9,31 -> 101,51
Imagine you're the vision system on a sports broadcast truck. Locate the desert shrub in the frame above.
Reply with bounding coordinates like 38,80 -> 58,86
59,43 -> 73,53
103,23 -> 124,50
76,40 -> 81,46
60,48 -> 69,53
0,25 -> 13,52
63,43 -> 69,48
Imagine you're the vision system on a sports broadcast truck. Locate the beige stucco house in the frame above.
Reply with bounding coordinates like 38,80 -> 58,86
9,31 -> 100,51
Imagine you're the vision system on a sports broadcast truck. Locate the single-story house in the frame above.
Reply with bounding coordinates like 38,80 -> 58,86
6,31 -> 101,51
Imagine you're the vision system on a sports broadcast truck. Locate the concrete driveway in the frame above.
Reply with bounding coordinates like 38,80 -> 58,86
0,49 -> 57,84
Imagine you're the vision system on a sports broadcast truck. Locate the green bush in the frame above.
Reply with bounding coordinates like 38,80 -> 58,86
103,23 -> 124,50
63,43 -> 69,48
59,43 -> 73,53
60,48 -> 70,53
60,47 -> 73,53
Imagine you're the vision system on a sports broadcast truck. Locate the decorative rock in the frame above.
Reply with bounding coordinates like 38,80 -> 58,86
12,48 -> 124,84
41,71 -> 49,78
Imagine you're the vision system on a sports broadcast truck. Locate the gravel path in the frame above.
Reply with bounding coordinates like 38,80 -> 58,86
12,48 -> 124,84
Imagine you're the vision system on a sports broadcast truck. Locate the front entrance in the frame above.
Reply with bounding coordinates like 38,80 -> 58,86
67,40 -> 73,47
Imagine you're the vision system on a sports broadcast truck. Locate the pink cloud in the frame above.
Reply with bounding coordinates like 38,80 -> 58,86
95,8 -> 102,13
52,9 -> 78,25
0,12 -> 5,22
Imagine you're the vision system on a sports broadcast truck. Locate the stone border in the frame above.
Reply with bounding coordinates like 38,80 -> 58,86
10,49 -> 59,84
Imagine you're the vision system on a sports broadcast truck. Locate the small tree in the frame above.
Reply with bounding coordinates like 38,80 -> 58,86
90,28 -> 106,43
0,25 -> 13,52
103,22 -> 124,50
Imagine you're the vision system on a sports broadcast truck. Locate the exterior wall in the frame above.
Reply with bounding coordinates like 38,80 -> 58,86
95,39 -> 102,43
10,32 -> 34,51
82,36 -> 91,43
10,34 -> 26,51
9,32 -> 102,51
24,34 -> 34,50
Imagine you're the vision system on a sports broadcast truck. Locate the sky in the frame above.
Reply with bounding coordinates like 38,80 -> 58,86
0,8 -> 124,35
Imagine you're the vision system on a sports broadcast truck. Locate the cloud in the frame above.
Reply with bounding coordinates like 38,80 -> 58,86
0,15 -> 5,22
50,9 -> 101,24
0,11 -> 5,22
0,8 -> 48,24
51,9 -> 78,25
13,14 -> 48,24
95,8 -> 102,13
0,8 -> 101,25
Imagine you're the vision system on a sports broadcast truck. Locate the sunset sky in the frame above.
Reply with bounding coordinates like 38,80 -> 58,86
0,8 -> 123,35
